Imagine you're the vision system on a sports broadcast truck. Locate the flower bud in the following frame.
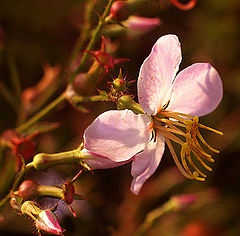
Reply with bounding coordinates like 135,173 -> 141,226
36,210 -> 63,235
110,1 -> 130,21
123,16 -> 161,38
18,180 -> 40,200
172,194 -> 198,210
112,69 -> 127,93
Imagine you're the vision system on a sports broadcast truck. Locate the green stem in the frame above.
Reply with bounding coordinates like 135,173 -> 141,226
37,186 -> 64,199
134,198 -> 178,236
16,92 -> 66,134
68,0 -> 114,84
0,193 -> 10,209
71,94 -> 108,103
68,0 -> 95,64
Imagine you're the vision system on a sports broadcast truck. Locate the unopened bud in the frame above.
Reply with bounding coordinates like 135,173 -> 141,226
112,69 -> 127,93
172,194 -> 198,210
18,180 -> 40,200
110,1 -> 130,21
36,210 -> 63,235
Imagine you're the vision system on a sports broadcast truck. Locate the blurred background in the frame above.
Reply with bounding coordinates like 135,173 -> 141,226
0,0 -> 240,235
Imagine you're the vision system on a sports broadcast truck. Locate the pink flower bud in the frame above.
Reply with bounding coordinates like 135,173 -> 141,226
36,210 -> 63,235
18,180 -> 40,200
124,16 -> 161,32
110,1 -> 130,21
173,194 -> 198,210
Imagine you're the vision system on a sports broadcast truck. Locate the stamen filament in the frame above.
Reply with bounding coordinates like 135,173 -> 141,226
165,138 -> 193,180
192,145 -> 214,163
198,123 -> 223,135
158,118 -> 186,128
196,129 -> 220,153
159,112 -> 188,124
185,151 -> 207,178
192,150 -> 213,171
189,134 -> 215,162
154,125 -> 186,137
157,129 -> 184,145
160,111 -> 194,120
180,144 -> 205,181
181,144 -> 194,177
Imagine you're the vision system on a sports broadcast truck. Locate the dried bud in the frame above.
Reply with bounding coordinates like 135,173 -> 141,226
110,1 -> 130,21
62,182 -> 75,205
21,201 -> 42,218
18,180 -> 40,200
86,36 -> 129,72
36,210 -> 63,235
1,129 -> 35,164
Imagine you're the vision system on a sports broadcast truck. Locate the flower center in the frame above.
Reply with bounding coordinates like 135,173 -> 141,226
153,110 -> 223,181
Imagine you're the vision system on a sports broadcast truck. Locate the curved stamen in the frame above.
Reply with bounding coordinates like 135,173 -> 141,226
154,110 -> 222,182
157,118 -> 186,128
154,124 -> 186,137
185,149 -> 207,178
192,150 -> 213,171
196,129 -> 220,153
165,138 -> 193,180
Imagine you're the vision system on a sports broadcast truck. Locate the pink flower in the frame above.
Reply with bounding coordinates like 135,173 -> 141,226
83,35 -> 223,194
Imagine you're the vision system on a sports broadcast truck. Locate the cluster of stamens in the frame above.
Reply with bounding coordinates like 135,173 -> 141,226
153,110 -> 223,181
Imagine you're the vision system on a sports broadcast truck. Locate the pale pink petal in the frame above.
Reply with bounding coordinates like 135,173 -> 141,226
167,63 -> 223,117
84,110 -> 152,162
138,34 -> 182,115
130,134 -> 165,195
82,148 -> 132,169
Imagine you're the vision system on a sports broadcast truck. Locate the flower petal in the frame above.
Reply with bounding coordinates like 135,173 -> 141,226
138,34 -> 182,115
82,148 -> 132,170
167,63 -> 223,117
130,134 -> 165,195
84,110 -> 152,162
